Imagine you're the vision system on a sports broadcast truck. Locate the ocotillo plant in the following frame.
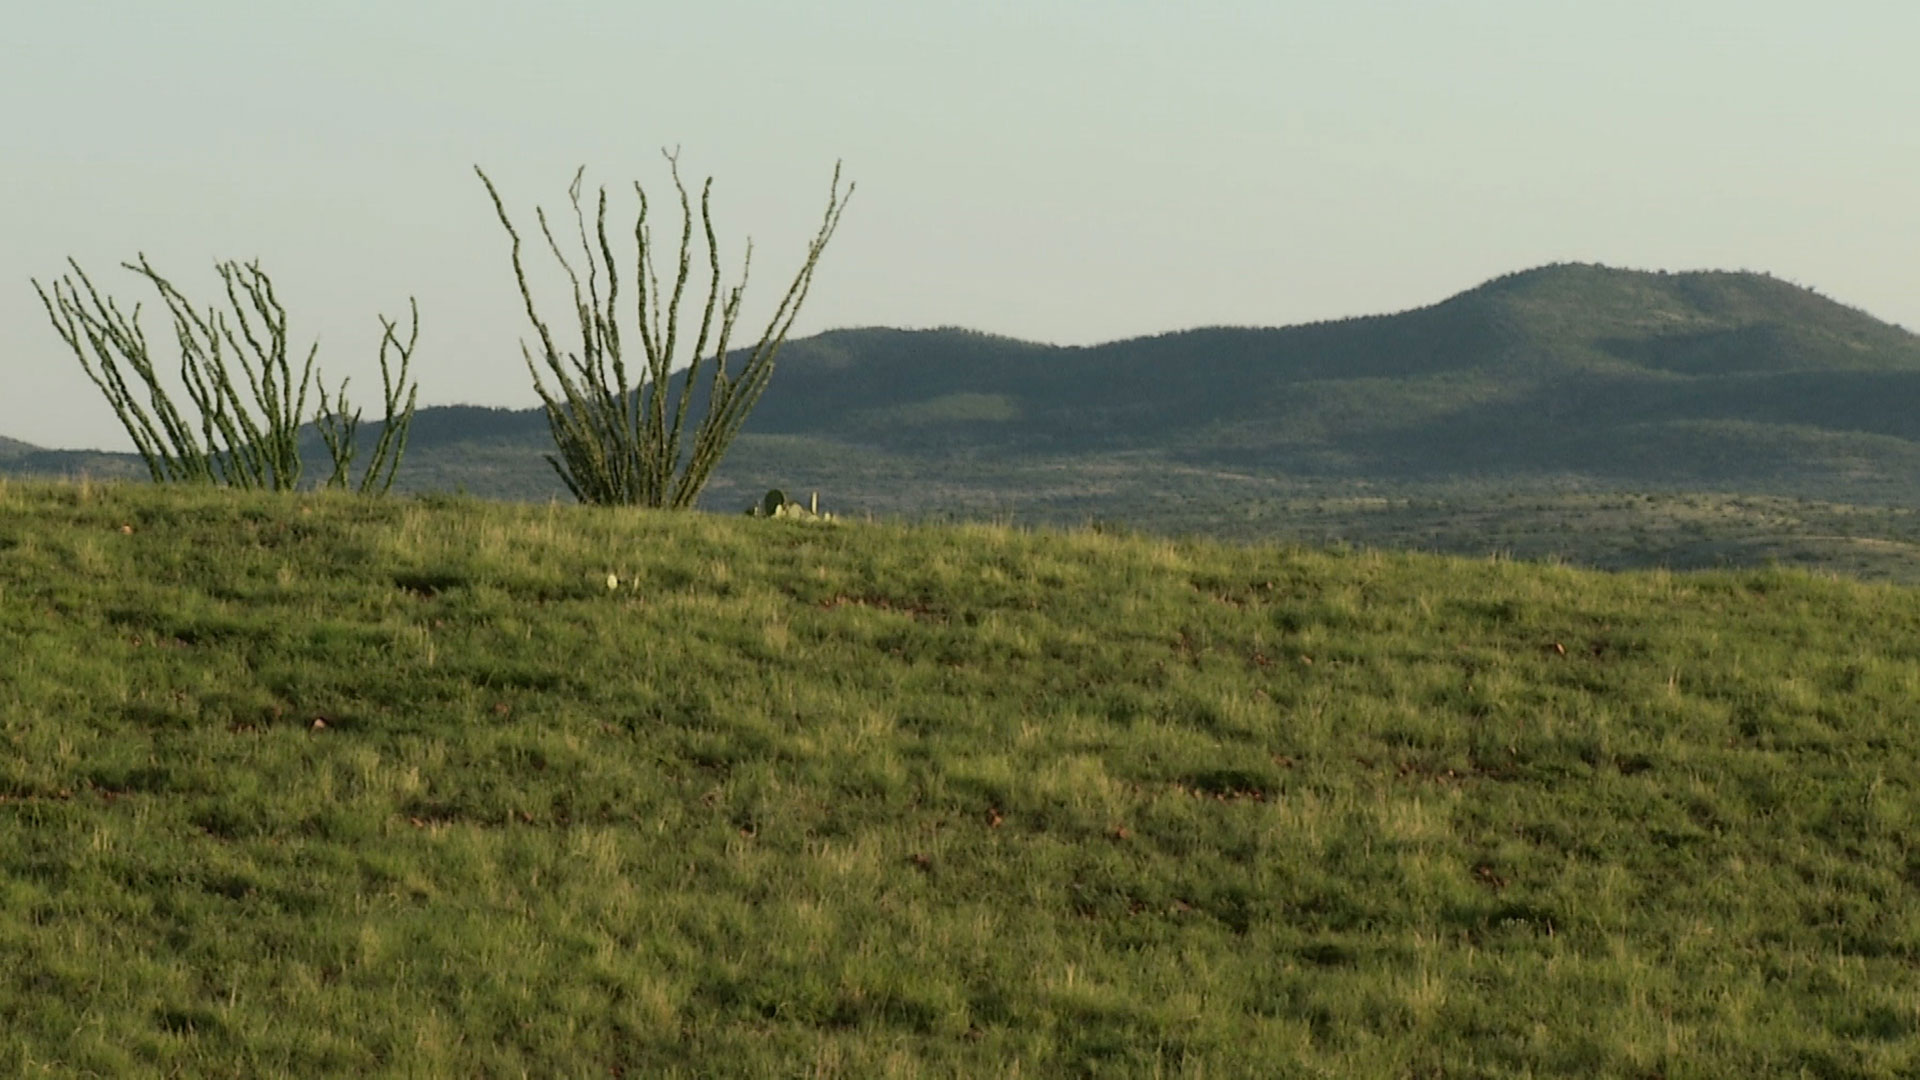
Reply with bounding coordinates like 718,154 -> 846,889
315,299 -> 421,495
476,152 -> 852,508
33,256 -> 419,493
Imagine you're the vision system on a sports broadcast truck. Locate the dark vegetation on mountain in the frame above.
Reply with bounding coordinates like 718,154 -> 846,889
12,264 -> 1920,575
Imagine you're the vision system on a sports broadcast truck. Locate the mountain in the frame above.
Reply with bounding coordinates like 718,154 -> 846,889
11,263 -> 1920,574
0,433 -> 147,482
740,264 -> 1920,474
362,264 -> 1920,488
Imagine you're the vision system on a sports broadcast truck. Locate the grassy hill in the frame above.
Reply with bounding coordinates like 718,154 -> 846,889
2,478 -> 1917,1076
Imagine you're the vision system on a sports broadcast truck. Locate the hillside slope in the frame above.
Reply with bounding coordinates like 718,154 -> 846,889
1,479 -> 1916,1075
742,264 -> 1920,469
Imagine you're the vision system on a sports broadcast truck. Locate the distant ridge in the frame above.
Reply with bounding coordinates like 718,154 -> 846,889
9,263 -> 1920,512
735,263 -> 1920,456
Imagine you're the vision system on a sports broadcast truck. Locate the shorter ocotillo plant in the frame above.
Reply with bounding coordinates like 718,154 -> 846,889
315,300 -> 421,495
476,152 -> 852,508
33,256 -> 419,493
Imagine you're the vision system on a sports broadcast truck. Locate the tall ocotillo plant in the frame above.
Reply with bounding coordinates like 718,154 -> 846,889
33,255 -> 419,493
475,152 -> 852,508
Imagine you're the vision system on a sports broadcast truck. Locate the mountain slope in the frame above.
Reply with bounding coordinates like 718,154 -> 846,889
740,264 -> 1920,471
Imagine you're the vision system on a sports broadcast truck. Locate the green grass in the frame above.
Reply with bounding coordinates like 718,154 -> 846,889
3,478 -> 1919,1077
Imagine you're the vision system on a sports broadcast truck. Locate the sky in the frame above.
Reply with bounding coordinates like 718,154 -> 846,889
5,0 -> 1917,451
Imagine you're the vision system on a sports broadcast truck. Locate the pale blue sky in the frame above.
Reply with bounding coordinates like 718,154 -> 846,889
6,1 -> 1916,450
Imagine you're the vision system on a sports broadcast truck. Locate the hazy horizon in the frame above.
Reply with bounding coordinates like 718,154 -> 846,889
7,1 -> 1917,452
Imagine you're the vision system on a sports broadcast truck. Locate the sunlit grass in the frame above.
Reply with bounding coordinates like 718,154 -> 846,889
1,479 -> 1917,1076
